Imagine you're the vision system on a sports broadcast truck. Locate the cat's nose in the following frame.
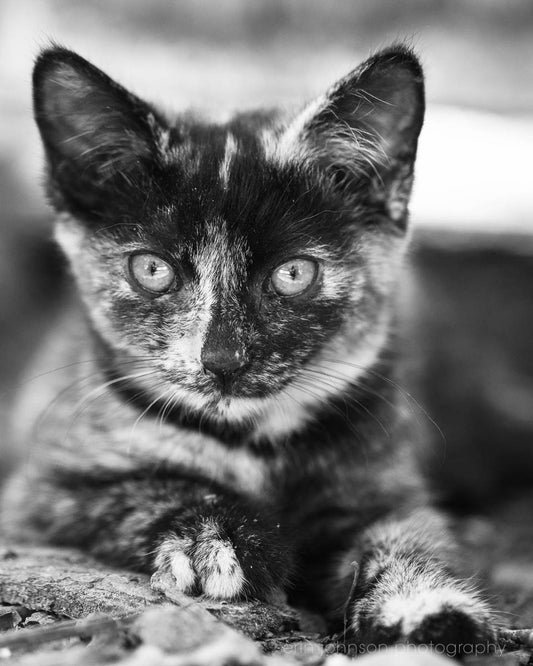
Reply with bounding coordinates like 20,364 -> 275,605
201,320 -> 250,389
201,348 -> 248,380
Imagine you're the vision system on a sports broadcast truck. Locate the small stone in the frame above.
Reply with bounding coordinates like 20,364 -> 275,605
0,608 -> 22,631
323,655 -> 353,666
279,640 -> 325,664
22,611 -> 58,627
132,604 -> 222,653
499,627 -> 533,649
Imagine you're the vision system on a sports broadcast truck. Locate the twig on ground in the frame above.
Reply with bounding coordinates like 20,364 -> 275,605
0,612 -> 138,651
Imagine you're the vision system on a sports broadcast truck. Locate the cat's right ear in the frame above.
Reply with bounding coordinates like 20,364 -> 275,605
33,47 -> 166,214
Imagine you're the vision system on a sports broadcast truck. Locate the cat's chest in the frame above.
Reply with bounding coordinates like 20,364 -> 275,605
33,385 -> 274,499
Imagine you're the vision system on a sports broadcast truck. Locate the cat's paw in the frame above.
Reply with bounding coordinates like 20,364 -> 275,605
155,530 -> 244,599
154,515 -> 288,601
351,585 -> 495,656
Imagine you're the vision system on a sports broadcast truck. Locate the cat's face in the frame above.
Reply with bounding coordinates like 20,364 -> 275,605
34,46 -> 424,429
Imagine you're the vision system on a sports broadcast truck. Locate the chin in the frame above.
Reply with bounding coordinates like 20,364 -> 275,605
208,394 -> 263,423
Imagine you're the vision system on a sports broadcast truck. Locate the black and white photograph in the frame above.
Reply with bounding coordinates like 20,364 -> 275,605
0,1 -> 532,664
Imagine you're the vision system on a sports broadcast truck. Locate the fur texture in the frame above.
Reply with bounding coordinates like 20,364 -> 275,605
1,45 -> 495,652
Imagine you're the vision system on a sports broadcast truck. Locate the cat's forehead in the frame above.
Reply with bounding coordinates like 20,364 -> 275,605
164,114 -> 274,180
143,121 -> 340,258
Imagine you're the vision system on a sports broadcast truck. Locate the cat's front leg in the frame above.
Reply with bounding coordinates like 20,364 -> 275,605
2,471 -> 290,602
341,509 -> 494,655
152,493 -> 290,601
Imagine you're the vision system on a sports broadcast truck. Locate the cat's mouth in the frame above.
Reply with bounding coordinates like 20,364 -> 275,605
204,390 -> 231,409
199,373 -> 275,403
157,363 -> 291,420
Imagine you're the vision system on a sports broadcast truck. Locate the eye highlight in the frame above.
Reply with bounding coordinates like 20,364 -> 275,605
129,253 -> 177,295
270,258 -> 318,297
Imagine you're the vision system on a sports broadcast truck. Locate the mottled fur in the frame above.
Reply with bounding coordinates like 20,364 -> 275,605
1,45 -> 494,652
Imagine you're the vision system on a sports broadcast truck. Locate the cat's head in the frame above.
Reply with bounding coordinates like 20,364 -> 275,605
33,45 -> 424,437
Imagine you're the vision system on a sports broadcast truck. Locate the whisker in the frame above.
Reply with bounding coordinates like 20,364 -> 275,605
0,355 -> 155,402
62,370 -> 158,445
290,378 -> 367,447
319,356 -> 446,445
128,386 -> 173,449
157,388 -> 179,432
301,367 -> 391,437
305,361 -> 433,449
31,359 -> 155,442
305,361 -> 418,425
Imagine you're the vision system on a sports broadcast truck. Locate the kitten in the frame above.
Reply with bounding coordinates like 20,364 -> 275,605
1,45 -> 494,653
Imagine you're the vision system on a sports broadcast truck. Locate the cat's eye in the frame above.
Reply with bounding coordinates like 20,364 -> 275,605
129,253 -> 176,294
270,258 -> 318,297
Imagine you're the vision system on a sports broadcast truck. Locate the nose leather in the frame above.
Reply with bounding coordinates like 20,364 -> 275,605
201,321 -> 249,382
202,348 -> 246,377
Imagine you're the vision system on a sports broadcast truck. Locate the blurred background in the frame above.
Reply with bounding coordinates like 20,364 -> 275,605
0,0 -> 533,509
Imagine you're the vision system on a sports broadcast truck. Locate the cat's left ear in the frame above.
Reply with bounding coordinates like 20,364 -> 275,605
277,46 -> 425,226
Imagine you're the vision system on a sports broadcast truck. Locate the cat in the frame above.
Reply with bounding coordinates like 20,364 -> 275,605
0,44 -> 494,654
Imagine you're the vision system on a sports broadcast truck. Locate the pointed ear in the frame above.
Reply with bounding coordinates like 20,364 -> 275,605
278,46 -> 425,226
33,47 -> 165,213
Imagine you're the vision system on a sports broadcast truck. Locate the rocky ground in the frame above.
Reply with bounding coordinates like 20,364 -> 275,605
1,495 -> 533,666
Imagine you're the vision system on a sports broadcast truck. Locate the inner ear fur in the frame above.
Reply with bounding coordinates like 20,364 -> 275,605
279,46 -> 425,225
